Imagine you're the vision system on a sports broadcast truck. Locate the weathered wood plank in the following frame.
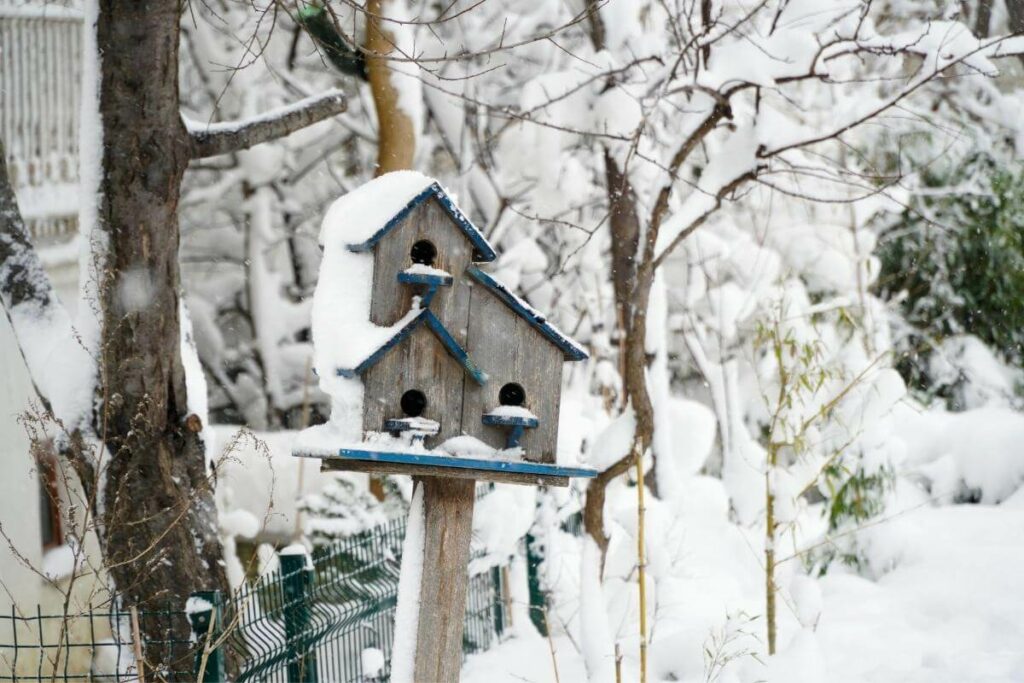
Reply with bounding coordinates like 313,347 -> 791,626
461,283 -> 563,462
317,458 -> 571,487
413,476 -> 476,682
514,313 -> 563,462
362,324 -> 464,448
461,284 -> 516,451
364,197 -> 476,448
369,198 -> 473,339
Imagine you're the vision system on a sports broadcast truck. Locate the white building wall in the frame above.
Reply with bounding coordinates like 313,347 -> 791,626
1,1 -> 114,676
0,314 -> 46,601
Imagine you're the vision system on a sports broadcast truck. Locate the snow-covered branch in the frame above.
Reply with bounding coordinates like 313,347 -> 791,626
0,139 -> 95,430
186,90 -> 347,159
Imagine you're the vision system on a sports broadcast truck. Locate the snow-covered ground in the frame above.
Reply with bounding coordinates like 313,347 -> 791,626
463,501 -> 1024,683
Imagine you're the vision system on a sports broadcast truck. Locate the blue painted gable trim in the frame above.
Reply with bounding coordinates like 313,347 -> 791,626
337,311 -> 428,378
424,311 -> 488,385
346,183 -> 498,262
466,266 -> 589,361
336,309 -> 488,385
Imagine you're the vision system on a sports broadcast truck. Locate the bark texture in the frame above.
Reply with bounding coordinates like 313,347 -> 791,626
582,152 -> 657,561
94,0 -> 226,623
581,5 -> 658,564
189,91 -> 347,159
0,141 -> 61,314
1009,0 -> 1024,68
366,0 -> 417,174
0,2 -> 347,673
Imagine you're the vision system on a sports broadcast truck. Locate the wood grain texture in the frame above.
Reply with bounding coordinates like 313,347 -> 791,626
369,198 -> 473,336
364,198 -> 475,447
414,477 -> 476,682
362,324 -> 465,449
461,283 -> 563,462
363,196 -> 565,462
318,458 -> 571,487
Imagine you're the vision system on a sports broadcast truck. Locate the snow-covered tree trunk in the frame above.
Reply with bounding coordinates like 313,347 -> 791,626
4,0 -> 346,669
89,0 -> 346,614
366,0 -> 420,175
92,0 -> 223,594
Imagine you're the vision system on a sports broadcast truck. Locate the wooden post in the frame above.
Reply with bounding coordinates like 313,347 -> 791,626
413,476 -> 476,682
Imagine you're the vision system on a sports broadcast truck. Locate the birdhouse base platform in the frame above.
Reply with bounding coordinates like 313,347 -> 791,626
296,448 -> 597,487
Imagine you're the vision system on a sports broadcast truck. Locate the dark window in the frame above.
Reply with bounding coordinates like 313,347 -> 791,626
401,389 -> 428,417
38,456 -> 62,549
498,383 -> 526,407
410,240 -> 437,266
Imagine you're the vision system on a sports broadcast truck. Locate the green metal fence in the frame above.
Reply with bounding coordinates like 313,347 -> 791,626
0,602 -> 194,681
1,515 -> 511,682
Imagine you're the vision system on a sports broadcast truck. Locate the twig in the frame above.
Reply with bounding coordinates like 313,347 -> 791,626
129,606 -> 145,683
635,446 -> 648,683
544,604 -> 561,683
195,605 -> 217,682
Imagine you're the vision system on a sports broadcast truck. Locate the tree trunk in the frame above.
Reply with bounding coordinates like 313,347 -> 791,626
366,0 -> 417,175
365,0 -> 418,498
3,3 -> 343,669
974,0 -> 993,38
93,0 -> 226,645
1007,0 -> 1024,68
583,152 -> 656,562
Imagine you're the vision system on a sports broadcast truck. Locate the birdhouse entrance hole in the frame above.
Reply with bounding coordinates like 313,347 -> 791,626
410,239 -> 437,266
499,382 -> 526,407
401,389 -> 427,417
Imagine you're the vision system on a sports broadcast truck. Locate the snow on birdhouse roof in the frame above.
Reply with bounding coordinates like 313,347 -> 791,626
321,170 -> 497,262
336,305 -> 488,386
466,266 -> 588,361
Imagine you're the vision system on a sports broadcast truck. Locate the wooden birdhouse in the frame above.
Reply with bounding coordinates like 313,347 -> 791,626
293,171 -> 596,681
295,171 -> 594,487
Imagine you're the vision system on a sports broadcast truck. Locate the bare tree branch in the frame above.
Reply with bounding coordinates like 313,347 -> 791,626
186,90 -> 347,159
652,170 -> 759,269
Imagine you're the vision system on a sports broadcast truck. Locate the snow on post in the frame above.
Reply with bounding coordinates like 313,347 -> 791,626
388,483 -> 425,683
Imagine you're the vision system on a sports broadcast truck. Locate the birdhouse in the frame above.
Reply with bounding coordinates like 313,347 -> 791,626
295,171 -> 595,487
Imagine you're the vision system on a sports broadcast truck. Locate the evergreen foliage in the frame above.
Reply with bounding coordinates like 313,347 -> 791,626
876,154 -> 1024,401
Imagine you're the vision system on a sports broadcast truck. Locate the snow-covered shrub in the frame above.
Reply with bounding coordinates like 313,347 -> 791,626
300,475 -> 406,545
876,154 -> 1024,409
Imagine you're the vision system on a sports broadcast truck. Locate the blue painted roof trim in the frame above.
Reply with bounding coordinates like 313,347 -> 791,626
346,183 -> 498,262
466,266 -> 589,361
309,448 -> 597,480
336,309 -> 487,385
338,311 -> 427,378
424,311 -> 488,385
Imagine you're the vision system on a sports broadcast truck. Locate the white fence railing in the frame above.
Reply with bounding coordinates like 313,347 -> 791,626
1,0 -> 82,246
